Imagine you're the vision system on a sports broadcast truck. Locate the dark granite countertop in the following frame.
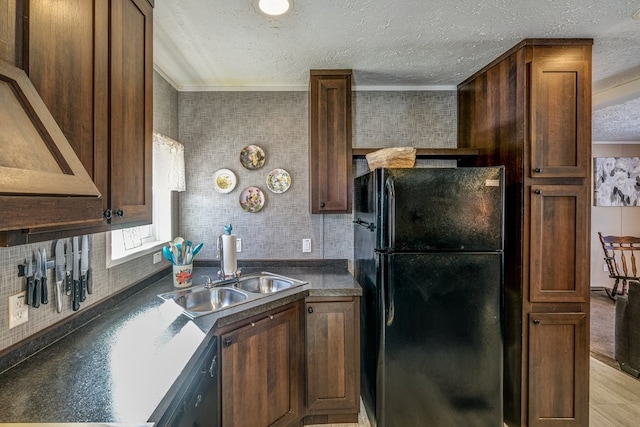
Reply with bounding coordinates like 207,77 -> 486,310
0,264 -> 360,424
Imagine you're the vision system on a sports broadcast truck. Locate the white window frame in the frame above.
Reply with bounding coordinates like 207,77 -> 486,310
106,186 -> 173,268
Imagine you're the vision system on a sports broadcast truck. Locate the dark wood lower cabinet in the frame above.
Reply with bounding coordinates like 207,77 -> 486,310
215,297 -> 361,427
528,312 -> 588,426
219,303 -> 302,427
305,297 -> 360,417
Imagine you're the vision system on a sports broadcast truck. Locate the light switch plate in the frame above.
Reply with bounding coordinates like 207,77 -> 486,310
302,239 -> 311,253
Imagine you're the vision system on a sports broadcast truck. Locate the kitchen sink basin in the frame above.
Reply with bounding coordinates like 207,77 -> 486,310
159,286 -> 248,318
235,272 -> 306,294
158,272 -> 307,318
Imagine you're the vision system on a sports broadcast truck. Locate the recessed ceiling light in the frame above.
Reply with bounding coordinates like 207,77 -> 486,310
258,0 -> 291,16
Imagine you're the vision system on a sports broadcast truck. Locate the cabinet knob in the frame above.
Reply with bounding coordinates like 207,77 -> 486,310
308,306 -> 314,314
534,189 -> 542,195
223,338 -> 233,347
532,319 -> 541,325
251,322 -> 255,327
104,209 -> 125,219
320,202 -> 325,208
534,168 -> 542,173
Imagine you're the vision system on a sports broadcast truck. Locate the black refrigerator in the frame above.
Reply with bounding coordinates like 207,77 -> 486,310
354,167 -> 504,427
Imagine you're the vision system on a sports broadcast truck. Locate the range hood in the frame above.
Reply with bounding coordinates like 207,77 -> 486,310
0,59 -> 102,235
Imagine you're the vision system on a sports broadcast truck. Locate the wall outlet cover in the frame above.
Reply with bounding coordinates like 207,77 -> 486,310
9,292 -> 28,329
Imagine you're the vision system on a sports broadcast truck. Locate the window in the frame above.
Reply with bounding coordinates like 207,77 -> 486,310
107,132 -> 185,267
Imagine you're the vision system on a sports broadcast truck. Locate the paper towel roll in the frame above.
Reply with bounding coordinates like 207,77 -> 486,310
222,234 -> 237,276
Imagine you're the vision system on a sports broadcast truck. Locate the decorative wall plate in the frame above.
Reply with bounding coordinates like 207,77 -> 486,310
239,186 -> 265,212
240,145 -> 266,170
213,168 -> 237,193
266,168 -> 291,193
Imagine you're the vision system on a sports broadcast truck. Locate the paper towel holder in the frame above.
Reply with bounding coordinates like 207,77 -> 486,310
217,234 -> 242,279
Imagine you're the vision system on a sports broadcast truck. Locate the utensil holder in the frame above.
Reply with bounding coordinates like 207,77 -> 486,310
172,263 -> 193,288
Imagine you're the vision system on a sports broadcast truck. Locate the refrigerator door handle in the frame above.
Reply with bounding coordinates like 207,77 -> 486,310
384,257 -> 395,326
384,177 -> 396,250
386,279 -> 395,326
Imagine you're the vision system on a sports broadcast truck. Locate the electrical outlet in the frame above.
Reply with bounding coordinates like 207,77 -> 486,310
153,251 -> 162,264
302,239 -> 311,253
9,292 -> 28,329
236,238 -> 242,252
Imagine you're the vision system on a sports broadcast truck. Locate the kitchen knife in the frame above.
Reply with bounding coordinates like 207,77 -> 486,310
26,257 -> 34,306
65,241 -> 73,295
55,240 -> 65,313
72,236 -> 80,311
81,235 -> 90,297
34,250 -> 42,308
41,248 -> 48,305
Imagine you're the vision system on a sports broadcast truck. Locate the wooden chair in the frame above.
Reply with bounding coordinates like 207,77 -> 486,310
598,232 -> 640,299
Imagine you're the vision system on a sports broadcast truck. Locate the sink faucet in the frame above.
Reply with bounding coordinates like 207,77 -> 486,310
202,275 -> 215,289
202,274 -> 241,289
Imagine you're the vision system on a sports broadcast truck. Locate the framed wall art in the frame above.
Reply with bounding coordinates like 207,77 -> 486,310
593,157 -> 640,206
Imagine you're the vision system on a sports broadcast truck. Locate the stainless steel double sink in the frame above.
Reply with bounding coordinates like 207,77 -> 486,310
158,272 -> 307,318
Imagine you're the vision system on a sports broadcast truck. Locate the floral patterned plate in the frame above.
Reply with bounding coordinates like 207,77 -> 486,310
239,186 -> 265,213
266,168 -> 291,193
240,145 -> 266,170
213,168 -> 237,193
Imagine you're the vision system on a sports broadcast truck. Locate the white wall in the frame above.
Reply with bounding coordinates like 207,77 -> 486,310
591,143 -> 640,288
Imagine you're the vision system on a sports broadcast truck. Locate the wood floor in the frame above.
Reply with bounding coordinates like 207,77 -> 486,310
315,357 -> 640,427
590,356 -> 640,426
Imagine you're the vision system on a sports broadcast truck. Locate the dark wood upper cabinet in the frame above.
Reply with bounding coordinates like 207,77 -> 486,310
0,0 -> 16,65
529,48 -> 591,179
0,58 -> 103,238
4,0 -> 153,244
309,70 -> 352,214
107,0 -> 153,227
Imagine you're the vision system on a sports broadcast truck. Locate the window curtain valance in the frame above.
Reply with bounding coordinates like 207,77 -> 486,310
153,131 -> 186,192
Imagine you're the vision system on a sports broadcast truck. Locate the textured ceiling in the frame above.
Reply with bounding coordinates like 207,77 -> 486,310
153,0 -> 640,141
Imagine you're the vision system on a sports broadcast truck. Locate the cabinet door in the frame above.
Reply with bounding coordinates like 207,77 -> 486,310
305,297 -> 359,414
221,307 -> 300,427
529,185 -> 589,303
25,0 -> 107,183
529,46 -> 591,179
109,0 -> 153,225
0,0 -> 16,65
309,70 -> 352,214
528,312 -> 588,427
21,0 -> 152,233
